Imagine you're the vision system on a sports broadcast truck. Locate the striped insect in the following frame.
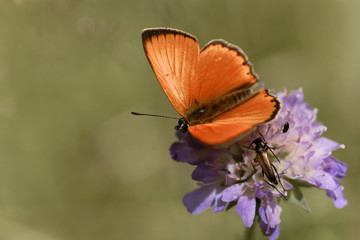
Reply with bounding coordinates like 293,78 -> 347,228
246,132 -> 287,198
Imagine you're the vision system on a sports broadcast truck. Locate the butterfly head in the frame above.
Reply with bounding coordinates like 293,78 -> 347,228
175,118 -> 189,133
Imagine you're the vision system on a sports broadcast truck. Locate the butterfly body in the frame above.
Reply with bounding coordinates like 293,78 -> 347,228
142,28 -> 280,145
186,88 -> 253,125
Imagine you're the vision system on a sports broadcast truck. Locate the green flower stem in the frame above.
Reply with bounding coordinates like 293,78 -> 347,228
244,224 -> 255,240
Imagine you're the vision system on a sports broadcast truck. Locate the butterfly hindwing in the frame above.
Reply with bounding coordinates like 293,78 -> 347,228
188,89 -> 280,145
190,40 -> 258,107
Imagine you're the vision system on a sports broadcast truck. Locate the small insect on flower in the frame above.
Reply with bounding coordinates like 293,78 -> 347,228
245,132 -> 287,199
282,121 -> 289,133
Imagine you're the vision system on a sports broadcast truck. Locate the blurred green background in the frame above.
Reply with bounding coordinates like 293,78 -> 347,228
0,0 -> 358,239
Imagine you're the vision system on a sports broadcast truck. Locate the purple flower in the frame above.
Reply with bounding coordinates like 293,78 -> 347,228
170,89 -> 347,239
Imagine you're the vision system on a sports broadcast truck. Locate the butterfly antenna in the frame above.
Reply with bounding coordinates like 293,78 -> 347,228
131,112 -> 179,120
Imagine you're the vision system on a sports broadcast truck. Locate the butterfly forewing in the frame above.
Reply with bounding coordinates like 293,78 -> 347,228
142,28 -> 200,116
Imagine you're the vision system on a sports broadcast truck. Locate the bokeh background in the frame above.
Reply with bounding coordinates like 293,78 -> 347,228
0,0 -> 358,239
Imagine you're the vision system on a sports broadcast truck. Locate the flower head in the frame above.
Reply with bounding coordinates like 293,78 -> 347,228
170,89 -> 347,239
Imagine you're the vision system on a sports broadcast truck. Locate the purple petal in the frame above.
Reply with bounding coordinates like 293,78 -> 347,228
260,220 -> 281,240
258,200 -> 266,223
313,137 -> 344,159
255,189 -> 274,200
323,156 -> 347,178
170,142 -> 204,165
278,160 -> 292,173
281,179 -> 293,191
222,184 -> 244,202
192,163 -> 224,183
214,190 -> 227,212
258,198 -> 282,229
183,185 -> 217,214
283,89 -> 303,109
169,142 -> 179,160
310,122 -> 327,140
313,174 -> 338,190
269,226 -> 281,240
326,185 -> 348,209
236,196 -> 256,227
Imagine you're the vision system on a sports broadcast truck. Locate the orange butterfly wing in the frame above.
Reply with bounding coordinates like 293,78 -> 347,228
142,28 -> 199,116
142,29 -> 258,116
191,40 -> 258,106
188,89 -> 280,145
142,28 -> 280,145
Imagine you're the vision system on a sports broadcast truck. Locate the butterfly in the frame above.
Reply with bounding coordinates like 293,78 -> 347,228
142,28 -> 280,145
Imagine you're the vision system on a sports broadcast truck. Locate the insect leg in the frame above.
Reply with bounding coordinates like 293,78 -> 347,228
271,163 -> 286,193
251,159 -> 257,171
243,141 -> 256,153
263,178 -> 287,200
259,132 -> 267,143
267,147 -> 281,163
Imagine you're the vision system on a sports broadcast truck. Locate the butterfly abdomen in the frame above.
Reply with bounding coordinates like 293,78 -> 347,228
187,89 -> 252,125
